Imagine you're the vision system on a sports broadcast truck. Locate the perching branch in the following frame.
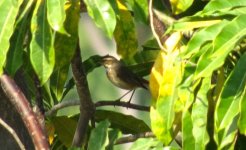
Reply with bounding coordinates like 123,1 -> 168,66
0,118 -> 25,150
95,100 -> 150,111
0,74 -> 49,150
45,99 -> 150,116
71,44 -> 95,147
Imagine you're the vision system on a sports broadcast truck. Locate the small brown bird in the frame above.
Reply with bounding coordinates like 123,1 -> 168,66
100,55 -> 149,101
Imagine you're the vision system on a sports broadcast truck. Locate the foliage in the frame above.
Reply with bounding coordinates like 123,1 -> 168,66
0,0 -> 246,149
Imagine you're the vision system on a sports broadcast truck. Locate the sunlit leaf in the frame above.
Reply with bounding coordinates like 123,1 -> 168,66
182,20 -> 229,59
126,0 -> 149,24
170,20 -> 221,32
6,12 -> 28,75
150,51 -> 183,145
214,53 -> 246,149
194,15 -> 246,80
47,0 -> 67,34
182,110 -> 195,150
30,0 -> 55,84
235,53 -> 246,135
84,0 -> 116,38
0,0 -> 24,75
170,0 -> 194,14
201,0 -> 246,15
54,1 -> 79,68
191,77 -> 210,149
114,0 -> 138,59
88,120 -> 110,150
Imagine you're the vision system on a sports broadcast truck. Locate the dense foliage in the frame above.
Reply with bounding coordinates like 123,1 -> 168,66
0,0 -> 246,149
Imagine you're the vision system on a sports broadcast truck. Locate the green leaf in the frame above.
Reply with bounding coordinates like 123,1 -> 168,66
191,77 -> 210,150
106,129 -> 121,150
126,0 -> 149,24
170,0 -> 194,14
84,0 -> 116,38
236,53 -> 246,135
150,56 -> 183,145
50,65 -> 69,101
183,20 -> 229,58
214,53 -> 246,149
88,120 -> 110,150
6,11 -> 30,75
54,1 -> 79,69
114,0 -> 138,59
194,15 -> 246,80
30,0 -> 55,84
52,116 -> 77,147
170,20 -> 222,32
130,138 -> 164,150
182,110 -> 195,150
0,0 -> 24,75
46,0 -> 67,34
179,76 -> 196,150
201,0 -> 246,15
95,110 -> 150,134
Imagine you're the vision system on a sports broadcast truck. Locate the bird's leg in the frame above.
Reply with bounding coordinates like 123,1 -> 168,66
116,90 -> 133,102
127,89 -> 135,104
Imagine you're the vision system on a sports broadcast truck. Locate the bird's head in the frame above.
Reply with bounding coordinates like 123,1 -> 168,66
100,55 -> 120,69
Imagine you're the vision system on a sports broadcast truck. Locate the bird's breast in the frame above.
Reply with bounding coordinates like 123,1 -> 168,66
106,69 -> 135,90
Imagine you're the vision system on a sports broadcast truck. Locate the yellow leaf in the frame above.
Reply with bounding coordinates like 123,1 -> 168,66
164,32 -> 182,53
46,122 -> 55,144
114,0 -> 138,59
149,51 -> 165,100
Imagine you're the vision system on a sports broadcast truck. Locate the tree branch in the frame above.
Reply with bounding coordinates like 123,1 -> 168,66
95,101 -> 150,111
45,99 -> 150,116
0,118 -> 25,150
71,44 -> 95,147
0,74 -> 49,150
45,100 -> 80,116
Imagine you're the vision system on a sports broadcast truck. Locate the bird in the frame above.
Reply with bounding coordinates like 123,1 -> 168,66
100,55 -> 149,102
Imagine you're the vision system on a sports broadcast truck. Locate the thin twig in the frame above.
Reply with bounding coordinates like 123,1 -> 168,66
45,99 -> 150,116
115,132 -> 155,145
0,74 -> 49,150
95,101 -> 150,111
0,118 -> 25,150
45,100 -> 80,116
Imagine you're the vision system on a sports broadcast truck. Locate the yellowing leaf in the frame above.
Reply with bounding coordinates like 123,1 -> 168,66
114,0 -> 138,59
149,32 -> 183,145
149,51 -> 165,100
164,32 -> 182,53
46,122 -> 55,144
170,0 -> 194,14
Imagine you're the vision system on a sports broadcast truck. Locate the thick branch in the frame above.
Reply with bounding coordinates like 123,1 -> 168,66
0,74 -> 49,150
71,44 -> 95,147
